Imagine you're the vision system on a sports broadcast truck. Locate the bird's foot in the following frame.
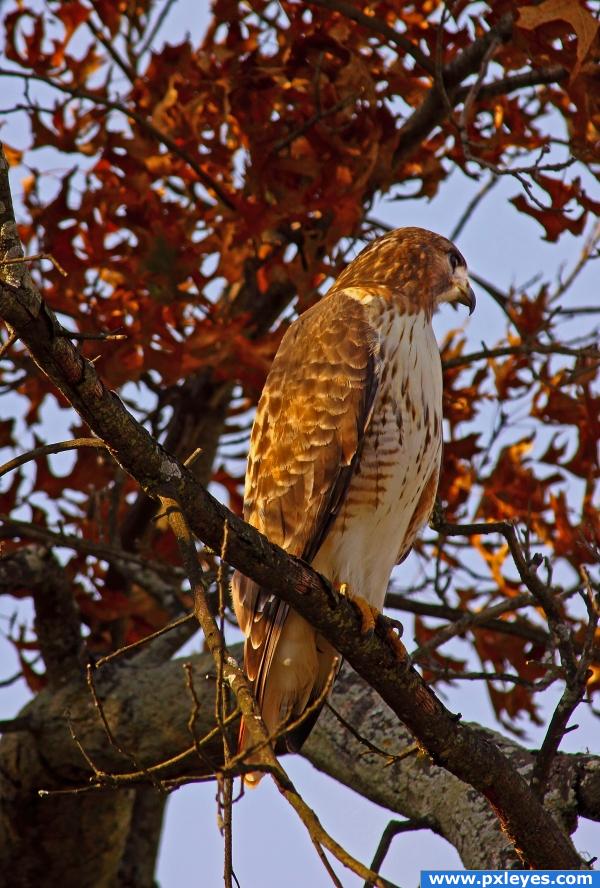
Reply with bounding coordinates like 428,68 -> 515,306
372,613 -> 409,664
338,583 -> 379,637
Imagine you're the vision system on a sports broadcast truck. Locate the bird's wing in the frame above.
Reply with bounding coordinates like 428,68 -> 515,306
231,288 -> 381,710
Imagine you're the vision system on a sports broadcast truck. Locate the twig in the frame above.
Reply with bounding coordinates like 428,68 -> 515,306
57,329 -> 127,342
86,663 -> 165,791
442,341 -> 599,371
385,595 -> 550,651
0,437 -> 108,480
392,12 -> 516,167
216,520 -> 232,756
555,306 -> 600,317
530,571 -> 600,800
326,702 -> 418,767
66,712 -> 105,778
449,174 -> 499,241
434,520 -> 594,717
183,662 -> 219,773
220,774 -> 236,888
0,252 -> 67,276
454,66 -> 567,105
468,273 -> 515,327
137,0 -> 179,57
95,614 -> 195,667
364,819 -> 432,888
86,0 -> 137,82
436,521 -> 556,604
412,592 -> 535,663
552,220 -> 600,302
214,520 -> 235,888
272,94 -> 356,154
0,329 -> 17,359
0,514 -> 183,578
425,664 -> 558,690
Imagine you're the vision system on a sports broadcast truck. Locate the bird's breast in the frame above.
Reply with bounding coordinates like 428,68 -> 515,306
312,311 -> 443,609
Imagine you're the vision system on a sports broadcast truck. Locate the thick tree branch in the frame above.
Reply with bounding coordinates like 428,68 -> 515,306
1,647 -> 596,883
0,147 -> 586,868
0,546 -> 84,686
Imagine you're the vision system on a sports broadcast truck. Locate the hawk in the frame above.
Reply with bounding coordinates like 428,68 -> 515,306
232,227 -> 475,778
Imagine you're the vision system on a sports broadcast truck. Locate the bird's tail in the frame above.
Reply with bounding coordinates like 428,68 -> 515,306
237,719 -> 263,787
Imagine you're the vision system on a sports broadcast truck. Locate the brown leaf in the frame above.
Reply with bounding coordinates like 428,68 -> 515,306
517,0 -> 599,79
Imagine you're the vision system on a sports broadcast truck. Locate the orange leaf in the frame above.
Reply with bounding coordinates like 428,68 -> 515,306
2,144 -> 23,166
517,0 -> 599,79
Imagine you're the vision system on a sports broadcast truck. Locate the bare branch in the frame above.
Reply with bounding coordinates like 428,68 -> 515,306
449,175 -> 499,241
86,1 -> 138,82
530,573 -> 600,800
364,819 -> 433,888
326,701 -> 419,767
57,329 -> 128,342
0,514 -> 183,579
137,0 -> 179,58
385,593 -> 550,650
95,614 -> 196,668
411,592 -> 534,664
0,252 -> 67,277
86,663 -> 165,792
0,437 -> 108,480
552,220 -> 600,301
442,341 -> 600,371
0,328 -> 17,359
393,13 -> 515,167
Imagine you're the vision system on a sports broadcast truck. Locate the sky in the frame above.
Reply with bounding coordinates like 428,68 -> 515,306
1,2 -> 599,886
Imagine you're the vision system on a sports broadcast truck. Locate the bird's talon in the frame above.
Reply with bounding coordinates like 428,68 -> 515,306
337,584 -> 378,636
385,625 -> 409,663
376,613 -> 404,638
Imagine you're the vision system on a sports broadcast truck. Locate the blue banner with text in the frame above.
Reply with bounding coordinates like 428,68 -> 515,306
422,873 -> 599,888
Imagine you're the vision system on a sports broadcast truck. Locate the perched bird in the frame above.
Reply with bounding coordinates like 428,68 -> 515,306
232,227 -> 475,778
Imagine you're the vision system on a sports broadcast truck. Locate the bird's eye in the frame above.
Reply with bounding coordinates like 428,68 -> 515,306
449,251 -> 462,272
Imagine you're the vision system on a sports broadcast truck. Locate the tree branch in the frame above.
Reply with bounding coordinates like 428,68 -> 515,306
0,546 -> 84,685
0,146 -> 586,869
3,646 -> 595,883
0,437 -> 107,480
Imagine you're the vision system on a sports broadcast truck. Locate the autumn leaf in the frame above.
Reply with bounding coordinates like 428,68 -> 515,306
517,0 -> 599,79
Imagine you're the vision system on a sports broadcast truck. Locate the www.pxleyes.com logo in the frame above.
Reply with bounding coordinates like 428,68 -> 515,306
422,873 -> 599,888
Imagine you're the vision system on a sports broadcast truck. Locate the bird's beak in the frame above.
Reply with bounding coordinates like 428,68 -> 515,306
454,281 -> 476,315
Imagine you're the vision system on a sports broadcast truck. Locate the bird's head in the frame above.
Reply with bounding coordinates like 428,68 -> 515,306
332,226 -> 476,317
